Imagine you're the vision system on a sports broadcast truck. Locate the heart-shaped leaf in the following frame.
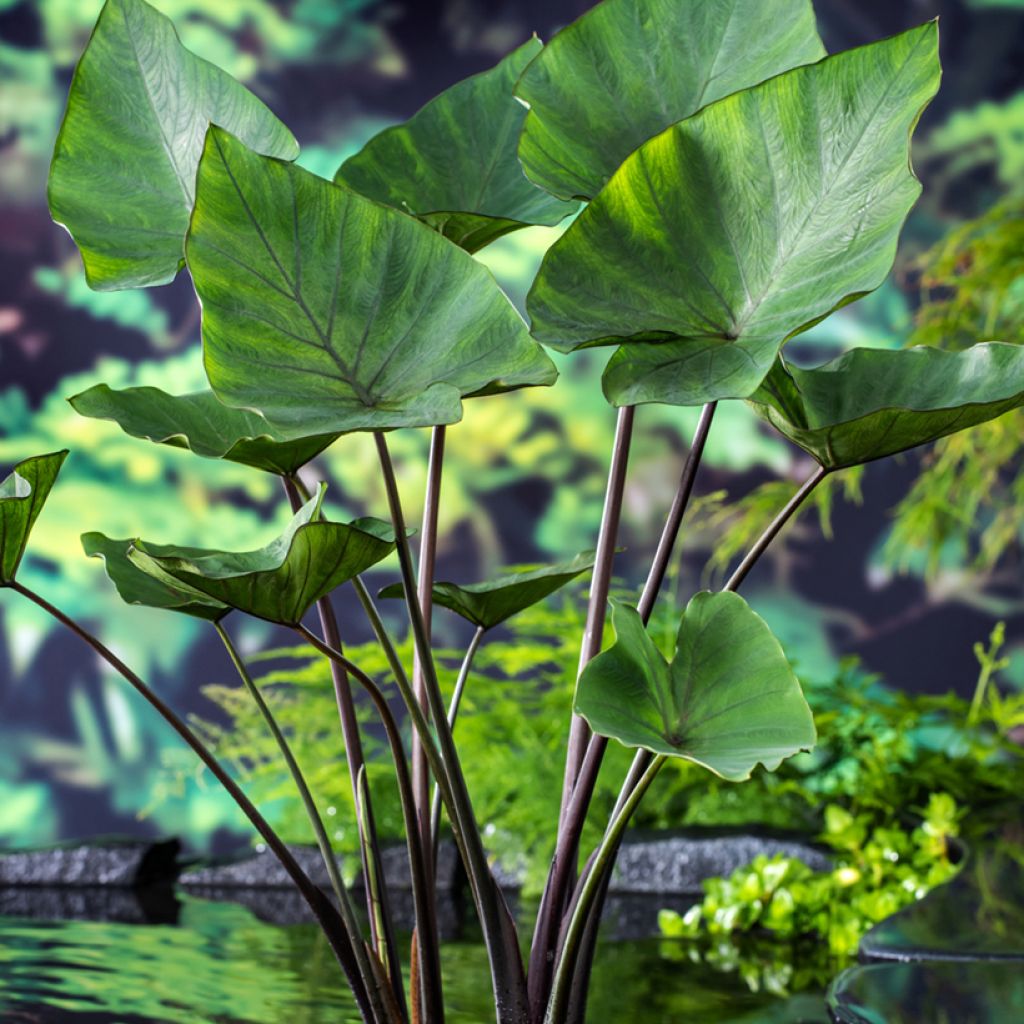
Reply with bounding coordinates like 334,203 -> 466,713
128,485 -> 398,626
516,0 -> 825,201
0,451 -> 69,584
378,551 -> 595,630
749,343 -> 1024,471
528,23 -> 940,410
335,38 -> 575,253
83,532 -> 228,620
69,384 -> 338,476
189,127 -> 556,436
48,0 -> 298,291
575,595 -> 815,781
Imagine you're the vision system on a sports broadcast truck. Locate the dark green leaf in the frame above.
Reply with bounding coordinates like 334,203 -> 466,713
48,0 -> 297,291
750,343 -> 1024,470
189,127 -> 556,436
378,551 -> 595,630
83,532 -> 228,620
69,384 -> 338,475
515,0 -> 825,201
128,485 -> 398,626
528,24 -> 940,409
0,451 -> 69,584
575,596 -> 815,780
335,38 -> 575,253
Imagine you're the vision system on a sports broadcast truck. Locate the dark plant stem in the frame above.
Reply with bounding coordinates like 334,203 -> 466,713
297,625 -> 445,1024
374,432 -> 530,1024
283,474 -> 406,1012
7,581 -> 378,1023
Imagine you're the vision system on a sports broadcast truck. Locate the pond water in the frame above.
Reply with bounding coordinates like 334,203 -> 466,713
0,894 -> 833,1023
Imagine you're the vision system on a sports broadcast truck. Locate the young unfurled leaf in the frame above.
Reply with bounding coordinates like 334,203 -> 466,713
336,38 -> 575,253
128,485 -> 398,626
69,384 -> 338,476
189,127 -> 556,436
378,552 -> 595,630
516,0 -> 825,201
528,24 -> 940,409
575,596 -> 815,781
83,532 -> 228,620
48,0 -> 297,291
0,451 -> 69,584
749,343 -> 1024,471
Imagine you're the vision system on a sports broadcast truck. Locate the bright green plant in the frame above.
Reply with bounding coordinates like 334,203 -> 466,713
5,1 -> 1021,1022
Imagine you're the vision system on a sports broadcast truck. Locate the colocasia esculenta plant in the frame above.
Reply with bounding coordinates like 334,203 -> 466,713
4,0 -> 1020,1021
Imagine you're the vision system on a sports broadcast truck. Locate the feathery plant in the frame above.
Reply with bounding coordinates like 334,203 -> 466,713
3,0 -> 1020,1021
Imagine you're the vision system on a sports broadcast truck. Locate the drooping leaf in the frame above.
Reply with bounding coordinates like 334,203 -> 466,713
528,24 -> 940,410
189,127 -> 556,436
335,38 -> 575,253
69,384 -> 338,476
515,0 -> 826,201
83,532 -> 228,620
128,485 -> 398,626
0,451 -> 69,584
575,596 -> 815,781
749,343 -> 1024,471
48,0 -> 298,291
378,551 -> 595,630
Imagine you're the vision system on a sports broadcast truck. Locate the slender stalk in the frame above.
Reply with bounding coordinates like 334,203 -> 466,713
431,625 -> 485,861
723,466 -> 828,592
374,432 -> 529,1024
284,475 -> 406,1012
297,624 -> 445,1024
7,581 -> 377,1023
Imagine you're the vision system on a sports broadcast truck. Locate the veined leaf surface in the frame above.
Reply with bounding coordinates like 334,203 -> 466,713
0,451 -> 69,584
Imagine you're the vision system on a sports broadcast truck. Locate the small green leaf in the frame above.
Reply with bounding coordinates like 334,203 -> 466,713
83,532 -> 228,620
575,596 -> 815,781
69,384 -> 338,475
48,0 -> 298,291
378,551 -> 595,630
189,127 -> 556,436
750,343 -> 1024,470
0,451 -> 69,584
128,485 -> 398,626
515,0 -> 826,201
336,38 -> 575,252
528,24 -> 940,409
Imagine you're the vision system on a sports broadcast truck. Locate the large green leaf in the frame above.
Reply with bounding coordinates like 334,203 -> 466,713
0,451 -> 69,584
48,0 -> 298,291
69,384 -> 338,476
528,24 -> 940,410
128,485 -> 398,626
83,532 -> 228,620
189,127 -> 556,435
378,551 -> 595,630
335,38 -> 575,253
575,596 -> 815,781
515,0 -> 826,201
749,343 -> 1024,471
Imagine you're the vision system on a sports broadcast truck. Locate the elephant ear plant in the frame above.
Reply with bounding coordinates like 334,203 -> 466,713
6,0 -> 1017,1021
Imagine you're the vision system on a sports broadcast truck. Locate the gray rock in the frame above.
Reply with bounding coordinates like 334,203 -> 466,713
610,829 -> 832,895
0,839 -> 180,888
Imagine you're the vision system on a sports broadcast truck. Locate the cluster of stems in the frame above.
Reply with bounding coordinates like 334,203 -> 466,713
7,404 -> 828,1024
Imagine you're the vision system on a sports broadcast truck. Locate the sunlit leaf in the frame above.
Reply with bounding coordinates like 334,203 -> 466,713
516,0 -> 825,200
189,127 -> 556,435
750,343 -> 1024,470
336,38 -> 575,252
69,384 -> 338,476
528,24 -> 940,410
48,0 -> 298,290
575,596 -> 815,780
0,451 -> 69,584
378,551 -> 595,630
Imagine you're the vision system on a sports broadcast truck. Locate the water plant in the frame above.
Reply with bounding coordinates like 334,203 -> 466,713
4,0 -> 1022,1021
